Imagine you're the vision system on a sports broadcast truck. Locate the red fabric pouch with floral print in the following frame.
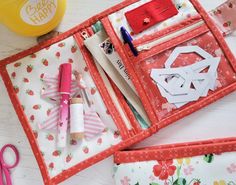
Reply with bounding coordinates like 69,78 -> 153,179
114,138 -> 236,185
0,0 -> 236,185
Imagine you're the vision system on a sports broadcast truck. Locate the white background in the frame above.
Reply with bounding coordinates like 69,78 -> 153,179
0,0 -> 235,184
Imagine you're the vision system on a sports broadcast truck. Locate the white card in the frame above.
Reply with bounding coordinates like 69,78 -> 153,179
99,38 -> 137,94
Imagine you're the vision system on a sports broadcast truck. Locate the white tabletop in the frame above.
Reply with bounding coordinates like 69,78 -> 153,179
0,0 -> 235,185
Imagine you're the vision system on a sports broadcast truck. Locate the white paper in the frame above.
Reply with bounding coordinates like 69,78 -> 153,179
150,46 -> 220,108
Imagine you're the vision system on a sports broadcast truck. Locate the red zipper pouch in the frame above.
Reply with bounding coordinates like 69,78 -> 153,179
0,0 -> 235,184
114,138 -> 236,185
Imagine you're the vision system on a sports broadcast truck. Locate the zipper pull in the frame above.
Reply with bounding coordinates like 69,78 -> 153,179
80,30 -> 89,40
136,45 -> 152,52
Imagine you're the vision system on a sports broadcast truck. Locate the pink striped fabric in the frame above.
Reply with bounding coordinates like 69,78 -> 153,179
41,74 -> 82,101
38,106 -> 59,130
38,73 -> 105,140
84,111 -> 106,139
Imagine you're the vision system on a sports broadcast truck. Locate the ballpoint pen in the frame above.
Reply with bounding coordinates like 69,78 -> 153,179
57,63 -> 72,148
120,26 -> 138,56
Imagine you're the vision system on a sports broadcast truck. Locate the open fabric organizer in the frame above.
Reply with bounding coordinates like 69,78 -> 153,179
0,0 -> 236,184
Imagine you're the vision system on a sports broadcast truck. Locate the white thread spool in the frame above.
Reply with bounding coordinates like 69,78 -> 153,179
70,98 -> 84,140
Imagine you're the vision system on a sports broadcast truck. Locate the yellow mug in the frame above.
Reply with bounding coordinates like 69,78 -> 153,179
0,0 -> 66,36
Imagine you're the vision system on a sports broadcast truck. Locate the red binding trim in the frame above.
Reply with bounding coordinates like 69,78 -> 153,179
0,66 -> 52,185
190,0 -> 236,72
114,137 -> 236,164
0,0 -> 236,184
51,129 -> 151,184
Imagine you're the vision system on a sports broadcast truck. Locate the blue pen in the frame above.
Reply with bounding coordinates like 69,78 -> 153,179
120,27 -> 138,56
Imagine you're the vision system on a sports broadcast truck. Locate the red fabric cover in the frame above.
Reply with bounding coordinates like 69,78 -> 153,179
125,0 -> 178,34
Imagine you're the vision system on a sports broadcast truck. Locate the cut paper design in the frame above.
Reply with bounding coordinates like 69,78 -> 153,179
151,46 -> 220,108
39,72 -> 106,140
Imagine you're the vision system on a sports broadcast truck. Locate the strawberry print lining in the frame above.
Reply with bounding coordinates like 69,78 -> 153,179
6,36 -> 122,177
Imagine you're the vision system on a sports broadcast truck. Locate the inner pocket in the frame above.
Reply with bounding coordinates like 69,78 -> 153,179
5,36 -> 123,178
132,29 -> 236,122
77,24 -> 151,130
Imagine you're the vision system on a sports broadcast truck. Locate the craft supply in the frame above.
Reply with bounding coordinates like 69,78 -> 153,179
40,71 -> 106,140
70,98 -> 84,140
74,72 -> 107,139
0,144 -> 19,185
57,63 -> 72,148
120,27 -> 138,56
41,74 -> 81,102
124,0 -> 178,34
151,46 -> 220,108
39,73 -> 85,130
84,29 -> 150,127
73,71 -> 92,108
100,38 -> 137,94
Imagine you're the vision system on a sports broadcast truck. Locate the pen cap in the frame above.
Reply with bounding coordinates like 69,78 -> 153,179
58,63 -> 72,94
120,27 -> 133,43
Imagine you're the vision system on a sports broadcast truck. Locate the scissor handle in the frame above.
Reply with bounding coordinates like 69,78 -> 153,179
0,144 -> 19,169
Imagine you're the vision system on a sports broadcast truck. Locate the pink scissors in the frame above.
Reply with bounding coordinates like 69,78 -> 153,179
0,144 -> 19,185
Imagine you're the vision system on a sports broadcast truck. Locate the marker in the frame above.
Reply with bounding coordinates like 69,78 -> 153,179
57,63 -> 72,148
120,27 -> 138,56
